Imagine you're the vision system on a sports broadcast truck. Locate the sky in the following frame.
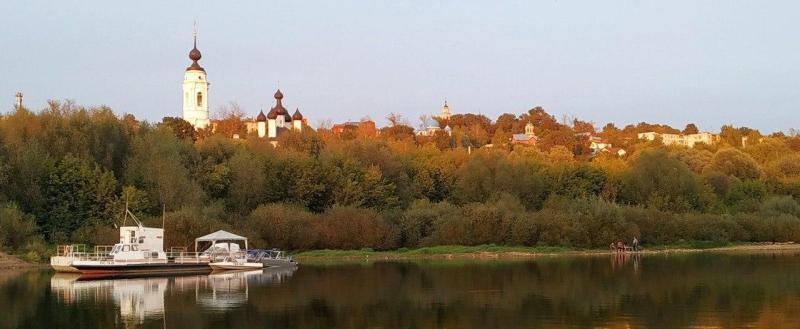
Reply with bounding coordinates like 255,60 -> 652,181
2,1 -> 799,133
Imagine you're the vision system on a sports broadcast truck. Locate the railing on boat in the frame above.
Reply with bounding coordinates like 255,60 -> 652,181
54,244 -> 212,264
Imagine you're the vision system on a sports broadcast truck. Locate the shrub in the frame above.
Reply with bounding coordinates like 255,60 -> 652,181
240,203 -> 317,250
399,199 -> 460,247
0,203 -> 40,252
315,206 -> 399,250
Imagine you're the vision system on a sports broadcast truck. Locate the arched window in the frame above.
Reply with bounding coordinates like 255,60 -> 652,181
197,92 -> 203,107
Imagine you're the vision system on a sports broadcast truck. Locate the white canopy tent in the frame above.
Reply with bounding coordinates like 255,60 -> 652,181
194,230 -> 248,252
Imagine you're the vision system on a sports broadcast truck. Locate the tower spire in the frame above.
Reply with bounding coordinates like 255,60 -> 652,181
193,20 -> 197,48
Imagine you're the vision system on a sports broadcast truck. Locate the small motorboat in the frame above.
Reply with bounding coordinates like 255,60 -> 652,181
247,249 -> 298,268
209,259 -> 263,271
197,231 -> 263,271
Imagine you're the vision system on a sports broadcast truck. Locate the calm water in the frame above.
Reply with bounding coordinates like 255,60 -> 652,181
2,252 -> 800,328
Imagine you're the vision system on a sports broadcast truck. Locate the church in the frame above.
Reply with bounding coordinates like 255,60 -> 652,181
181,30 -> 305,139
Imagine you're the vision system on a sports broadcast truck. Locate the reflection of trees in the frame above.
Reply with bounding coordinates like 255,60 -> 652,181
233,254 -> 800,328
3,255 -> 800,328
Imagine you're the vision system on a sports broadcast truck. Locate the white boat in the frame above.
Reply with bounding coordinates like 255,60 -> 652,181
50,209 -> 211,276
197,230 -> 264,271
209,260 -> 264,271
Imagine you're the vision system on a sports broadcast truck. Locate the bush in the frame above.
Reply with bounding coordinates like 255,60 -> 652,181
399,200 -> 460,247
0,203 -> 41,252
240,203 -> 317,250
315,206 -> 399,250
760,196 -> 800,217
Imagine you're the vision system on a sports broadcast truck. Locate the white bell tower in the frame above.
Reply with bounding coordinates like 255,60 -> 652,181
182,26 -> 210,129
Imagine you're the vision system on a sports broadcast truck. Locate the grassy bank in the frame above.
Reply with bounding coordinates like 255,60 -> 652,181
293,242 -> 800,262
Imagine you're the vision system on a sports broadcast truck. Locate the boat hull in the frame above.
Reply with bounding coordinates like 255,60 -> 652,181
209,262 -> 263,271
72,263 -> 212,277
261,258 -> 298,268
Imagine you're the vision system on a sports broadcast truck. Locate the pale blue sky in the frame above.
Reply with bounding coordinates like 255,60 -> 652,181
2,1 -> 798,132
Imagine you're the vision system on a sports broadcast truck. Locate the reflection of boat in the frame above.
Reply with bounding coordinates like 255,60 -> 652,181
197,270 -> 262,309
50,209 -> 211,276
50,273 -> 168,324
197,231 -> 264,271
49,266 -> 298,320
247,249 -> 298,268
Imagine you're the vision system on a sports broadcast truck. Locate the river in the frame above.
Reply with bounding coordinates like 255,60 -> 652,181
2,251 -> 800,328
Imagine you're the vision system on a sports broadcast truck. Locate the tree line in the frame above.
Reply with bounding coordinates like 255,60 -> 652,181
1,100 -> 800,259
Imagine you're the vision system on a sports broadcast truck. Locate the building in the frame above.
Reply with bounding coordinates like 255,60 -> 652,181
578,133 -> 626,157
511,122 -> 538,146
181,28 -> 308,140
331,120 -> 377,137
438,100 -> 451,120
14,92 -> 23,109
240,90 -> 304,139
182,29 -> 210,129
637,131 -> 718,148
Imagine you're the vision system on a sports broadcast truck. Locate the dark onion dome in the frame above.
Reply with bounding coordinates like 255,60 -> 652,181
266,108 -> 278,120
186,35 -> 205,72
189,46 -> 201,61
270,89 -> 288,120
284,113 -> 292,122
256,110 -> 267,122
292,108 -> 303,120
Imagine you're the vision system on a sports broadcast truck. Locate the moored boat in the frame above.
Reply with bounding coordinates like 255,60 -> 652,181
198,230 -> 265,271
50,209 -> 211,276
247,249 -> 298,268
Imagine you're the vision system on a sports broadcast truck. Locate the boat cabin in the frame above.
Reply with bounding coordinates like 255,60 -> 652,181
111,226 -> 165,255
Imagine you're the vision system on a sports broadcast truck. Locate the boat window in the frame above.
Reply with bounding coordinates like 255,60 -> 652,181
131,245 -> 138,251
123,245 -> 130,252
139,237 -> 145,244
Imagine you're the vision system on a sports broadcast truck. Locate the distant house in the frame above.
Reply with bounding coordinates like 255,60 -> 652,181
416,125 -> 452,137
511,122 -> 538,146
638,131 -> 718,148
332,119 -> 377,137
416,126 -> 440,136
579,134 -> 626,156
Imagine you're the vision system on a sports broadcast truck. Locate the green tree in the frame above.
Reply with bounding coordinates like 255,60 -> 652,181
40,155 -> 118,241
161,117 -> 196,141
710,148 -> 762,180
621,150 -> 703,212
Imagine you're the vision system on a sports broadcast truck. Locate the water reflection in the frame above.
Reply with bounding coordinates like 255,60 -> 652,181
4,252 -> 800,328
51,274 -> 168,323
47,267 -> 297,326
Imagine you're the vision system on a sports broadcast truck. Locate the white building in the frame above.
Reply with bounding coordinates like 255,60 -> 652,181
438,100 -> 451,120
182,31 -> 210,129
260,89 -> 303,139
637,132 -> 717,148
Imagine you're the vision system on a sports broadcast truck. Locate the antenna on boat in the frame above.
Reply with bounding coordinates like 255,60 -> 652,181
122,195 -> 129,227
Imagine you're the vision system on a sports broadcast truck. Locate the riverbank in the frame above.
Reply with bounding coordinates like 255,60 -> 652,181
0,251 -> 41,270
294,242 -> 800,262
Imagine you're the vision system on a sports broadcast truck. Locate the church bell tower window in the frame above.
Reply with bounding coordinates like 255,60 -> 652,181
197,92 -> 203,107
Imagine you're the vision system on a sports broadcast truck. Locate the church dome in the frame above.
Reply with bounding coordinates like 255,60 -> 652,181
274,89 -> 284,100
189,47 -> 201,61
185,33 -> 205,71
256,110 -> 267,122
266,108 -> 278,120
292,108 -> 303,120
